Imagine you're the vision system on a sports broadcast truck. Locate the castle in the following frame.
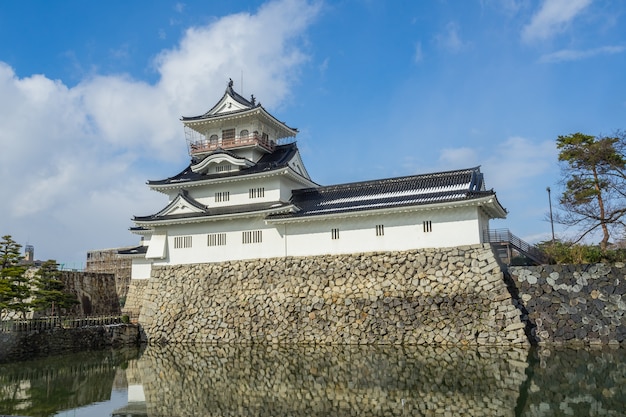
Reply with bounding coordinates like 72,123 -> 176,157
120,80 -> 506,279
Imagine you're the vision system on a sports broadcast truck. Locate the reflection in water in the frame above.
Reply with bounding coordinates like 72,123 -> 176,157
0,345 -> 625,416
0,347 -> 141,417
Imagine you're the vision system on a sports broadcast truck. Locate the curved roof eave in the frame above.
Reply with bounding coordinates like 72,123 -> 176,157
267,194 -> 506,224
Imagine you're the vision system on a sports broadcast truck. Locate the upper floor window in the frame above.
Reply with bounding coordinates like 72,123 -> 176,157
174,235 -> 193,249
376,224 -> 384,236
240,129 -> 249,138
215,191 -> 230,202
423,221 -> 432,233
215,164 -> 231,173
222,128 -> 235,141
249,187 -> 265,199
331,228 -> 340,240
209,134 -> 218,145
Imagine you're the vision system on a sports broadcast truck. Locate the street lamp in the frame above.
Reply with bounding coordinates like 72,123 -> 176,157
547,186 -> 555,243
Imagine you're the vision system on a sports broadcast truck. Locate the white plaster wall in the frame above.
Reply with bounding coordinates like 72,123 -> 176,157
282,207 -> 483,257
131,258 -> 153,280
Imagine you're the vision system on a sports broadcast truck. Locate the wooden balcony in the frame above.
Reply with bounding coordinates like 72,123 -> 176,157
189,133 -> 275,154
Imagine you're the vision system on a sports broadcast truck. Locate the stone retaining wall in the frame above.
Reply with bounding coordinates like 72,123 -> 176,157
138,244 -> 528,345
0,324 -> 140,363
123,279 -> 149,318
508,264 -> 626,345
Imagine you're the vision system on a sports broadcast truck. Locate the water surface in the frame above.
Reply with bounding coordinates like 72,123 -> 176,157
1,344 -> 624,416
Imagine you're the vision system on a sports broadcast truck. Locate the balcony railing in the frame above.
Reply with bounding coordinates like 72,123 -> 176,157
189,133 -> 275,154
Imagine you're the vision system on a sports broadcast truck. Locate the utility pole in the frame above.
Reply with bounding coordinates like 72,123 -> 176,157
547,186 -> 555,243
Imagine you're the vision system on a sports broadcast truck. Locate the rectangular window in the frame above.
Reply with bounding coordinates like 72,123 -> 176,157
331,228 -> 340,240
376,224 -> 384,236
423,221 -> 432,233
215,191 -> 230,202
248,187 -> 265,198
174,235 -> 192,249
215,164 -> 231,173
242,230 -> 263,244
207,233 -> 226,246
222,128 -> 235,140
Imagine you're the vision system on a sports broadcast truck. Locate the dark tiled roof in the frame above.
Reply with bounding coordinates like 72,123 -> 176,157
268,167 -> 506,219
118,245 -> 148,255
147,143 -> 302,186
134,201 -> 293,223
181,82 -> 256,121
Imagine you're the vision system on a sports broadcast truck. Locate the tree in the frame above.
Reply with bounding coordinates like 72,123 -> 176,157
0,235 -> 30,319
555,132 -> 626,250
31,260 -> 79,317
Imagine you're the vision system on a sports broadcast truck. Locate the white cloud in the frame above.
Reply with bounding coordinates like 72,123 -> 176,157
540,45 -> 625,62
0,0 -> 320,264
522,0 -> 592,43
434,22 -> 467,53
414,41 -> 423,63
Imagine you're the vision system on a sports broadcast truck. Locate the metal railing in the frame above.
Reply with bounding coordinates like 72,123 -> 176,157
483,228 -> 550,264
189,133 -> 275,154
0,315 -> 128,333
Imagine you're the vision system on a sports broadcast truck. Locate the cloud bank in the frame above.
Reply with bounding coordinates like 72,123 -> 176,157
0,0 -> 321,264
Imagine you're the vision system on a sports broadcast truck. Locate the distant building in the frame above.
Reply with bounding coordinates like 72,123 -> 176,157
121,81 -> 507,280
24,245 -> 34,262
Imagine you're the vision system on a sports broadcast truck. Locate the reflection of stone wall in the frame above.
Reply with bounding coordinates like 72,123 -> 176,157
136,344 -> 529,417
509,265 -> 626,344
519,347 -> 626,416
137,244 -> 528,345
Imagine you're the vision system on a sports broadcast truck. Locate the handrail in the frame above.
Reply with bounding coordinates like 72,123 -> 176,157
0,315 -> 128,333
189,133 -> 275,154
483,228 -> 549,264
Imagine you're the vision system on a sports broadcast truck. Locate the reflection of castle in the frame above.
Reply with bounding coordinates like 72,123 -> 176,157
121,81 -> 506,280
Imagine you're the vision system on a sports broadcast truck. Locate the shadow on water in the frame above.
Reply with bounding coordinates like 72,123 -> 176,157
1,344 -> 625,416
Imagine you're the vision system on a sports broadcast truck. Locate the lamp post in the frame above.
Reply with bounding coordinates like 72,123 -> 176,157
547,186 -> 555,243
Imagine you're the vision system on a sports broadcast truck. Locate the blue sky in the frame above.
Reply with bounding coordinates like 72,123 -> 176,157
0,0 -> 625,266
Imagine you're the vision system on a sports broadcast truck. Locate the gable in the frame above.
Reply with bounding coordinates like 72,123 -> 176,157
154,191 -> 207,218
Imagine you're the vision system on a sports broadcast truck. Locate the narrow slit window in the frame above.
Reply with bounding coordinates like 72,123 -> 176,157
207,233 -> 226,246
376,224 -> 384,236
174,235 -> 193,249
242,230 -> 263,244
249,187 -> 265,199
215,191 -> 230,202
331,228 -> 340,240
423,221 -> 432,233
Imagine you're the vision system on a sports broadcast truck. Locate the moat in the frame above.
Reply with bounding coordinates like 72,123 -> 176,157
1,344 -> 625,417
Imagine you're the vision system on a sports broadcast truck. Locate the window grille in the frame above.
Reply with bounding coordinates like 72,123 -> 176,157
215,164 -> 231,173
215,191 -> 230,202
331,228 -> 340,239
249,187 -> 265,198
208,233 -> 226,246
174,235 -> 192,249
376,224 -> 384,236
423,221 -> 432,233
222,128 -> 235,140
242,230 -> 263,244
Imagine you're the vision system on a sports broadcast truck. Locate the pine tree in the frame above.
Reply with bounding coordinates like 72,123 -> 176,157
31,260 -> 79,317
0,235 -> 30,319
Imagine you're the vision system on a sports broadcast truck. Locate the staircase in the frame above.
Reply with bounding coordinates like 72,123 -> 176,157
483,229 -> 550,265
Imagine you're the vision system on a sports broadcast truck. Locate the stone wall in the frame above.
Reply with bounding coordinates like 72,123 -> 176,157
0,324 -> 140,363
123,279 -> 148,319
508,264 -> 626,345
138,244 -> 529,345
61,271 -> 121,316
